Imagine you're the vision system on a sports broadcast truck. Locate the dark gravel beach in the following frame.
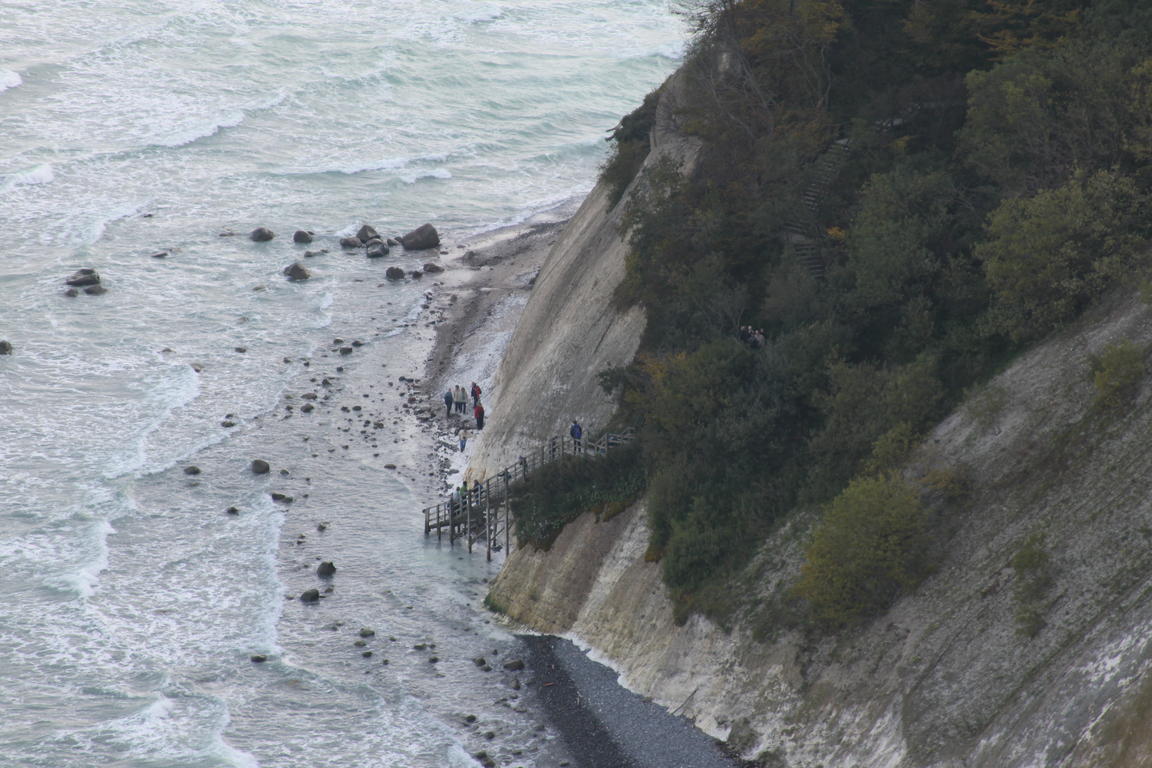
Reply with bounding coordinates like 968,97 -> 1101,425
523,635 -> 742,768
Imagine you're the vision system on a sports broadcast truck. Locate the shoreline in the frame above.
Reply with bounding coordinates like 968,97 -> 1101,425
416,221 -> 747,768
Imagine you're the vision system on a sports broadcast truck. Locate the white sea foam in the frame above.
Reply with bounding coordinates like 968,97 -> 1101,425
1,164 -> 55,191
153,110 -> 246,148
399,168 -> 453,184
0,69 -> 22,92
47,519 -> 115,599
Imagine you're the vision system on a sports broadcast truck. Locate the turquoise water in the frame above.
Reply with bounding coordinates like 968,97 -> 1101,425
0,3 -> 682,765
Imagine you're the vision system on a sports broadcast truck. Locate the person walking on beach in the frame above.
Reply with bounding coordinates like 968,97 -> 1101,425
442,389 -> 454,418
470,381 -> 482,407
474,402 -> 485,431
453,385 -> 466,414
570,420 -> 583,453
458,427 -> 469,452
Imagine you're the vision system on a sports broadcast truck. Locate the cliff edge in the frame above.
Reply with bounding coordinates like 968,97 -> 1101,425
467,65 -> 702,479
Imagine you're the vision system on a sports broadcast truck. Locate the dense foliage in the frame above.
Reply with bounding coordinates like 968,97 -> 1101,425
511,445 -> 645,550
794,475 -> 932,625
595,0 -> 1152,624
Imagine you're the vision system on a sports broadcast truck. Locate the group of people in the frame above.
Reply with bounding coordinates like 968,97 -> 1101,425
738,325 -> 766,349
443,381 -> 485,452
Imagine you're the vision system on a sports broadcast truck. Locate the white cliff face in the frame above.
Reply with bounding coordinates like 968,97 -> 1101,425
468,66 -> 702,478
488,281 -> 1152,766
473,56 -> 1152,768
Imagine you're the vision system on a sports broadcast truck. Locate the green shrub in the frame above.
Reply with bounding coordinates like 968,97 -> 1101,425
510,445 -> 643,550
1090,339 -> 1146,409
601,89 -> 661,206
863,422 -> 919,476
795,475 -> 932,625
979,170 -> 1150,341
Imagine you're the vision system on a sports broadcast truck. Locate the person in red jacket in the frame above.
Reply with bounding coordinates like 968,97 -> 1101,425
470,381 -> 482,407
474,401 -> 485,430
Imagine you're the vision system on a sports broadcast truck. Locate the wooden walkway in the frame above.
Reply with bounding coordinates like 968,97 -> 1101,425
422,430 -> 634,560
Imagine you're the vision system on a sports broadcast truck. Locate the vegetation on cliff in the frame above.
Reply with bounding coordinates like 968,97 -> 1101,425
592,0 -> 1152,624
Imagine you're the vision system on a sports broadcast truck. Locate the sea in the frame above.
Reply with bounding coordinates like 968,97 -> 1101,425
0,3 -> 684,766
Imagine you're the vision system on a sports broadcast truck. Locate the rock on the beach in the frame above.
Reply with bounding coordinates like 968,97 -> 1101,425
293,230 -> 313,244
65,268 -> 101,287
502,658 -> 525,671
422,263 -> 444,273
400,223 -> 440,250
283,262 -> 311,281
339,236 -> 363,249
358,627 -> 375,638
251,459 -> 270,475
356,224 -> 379,242
365,241 -> 389,258
317,561 -> 336,578
250,227 -> 275,242
385,267 -> 406,281
299,588 -> 321,603
0,341 -> 11,355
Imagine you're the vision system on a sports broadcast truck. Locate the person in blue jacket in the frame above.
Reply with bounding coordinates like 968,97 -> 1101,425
569,420 -> 583,452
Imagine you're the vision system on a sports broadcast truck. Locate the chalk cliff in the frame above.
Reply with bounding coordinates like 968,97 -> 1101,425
471,60 -> 1152,768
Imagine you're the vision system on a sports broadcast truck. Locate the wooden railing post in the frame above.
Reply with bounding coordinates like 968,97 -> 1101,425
485,478 -> 492,562
504,471 -> 511,554
466,485 -> 473,553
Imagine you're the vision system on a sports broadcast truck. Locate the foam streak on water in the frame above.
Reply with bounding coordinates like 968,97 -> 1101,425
0,1 -> 683,765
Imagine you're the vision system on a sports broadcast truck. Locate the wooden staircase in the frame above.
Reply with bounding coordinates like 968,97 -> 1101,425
782,138 -> 851,279
421,430 -> 634,560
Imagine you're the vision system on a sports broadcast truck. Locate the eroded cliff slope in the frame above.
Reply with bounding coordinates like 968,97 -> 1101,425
487,280 -> 1152,766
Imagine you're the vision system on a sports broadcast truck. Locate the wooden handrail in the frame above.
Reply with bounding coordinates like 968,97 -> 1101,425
421,429 -> 634,556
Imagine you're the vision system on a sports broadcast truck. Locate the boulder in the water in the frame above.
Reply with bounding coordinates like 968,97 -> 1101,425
300,588 -> 321,603
293,230 -> 313,244
251,459 -> 271,475
356,224 -> 379,242
400,223 -> 440,250
283,262 -> 311,281
184,466 -> 201,476
250,227 -> 275,242
365,242 -> 389,258
339,237 -> 363,249
84,284 -> 107,295
422,263 -> 444,273
65,268 -> 101,287
317,561 -> 337,578
0,341 -> 12,355
385,267 -> 406,281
